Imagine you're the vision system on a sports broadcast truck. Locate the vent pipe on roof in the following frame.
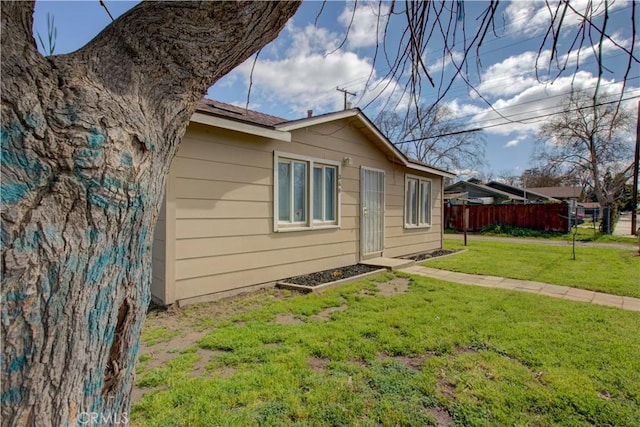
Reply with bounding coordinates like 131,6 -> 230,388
307,110 -> 313,118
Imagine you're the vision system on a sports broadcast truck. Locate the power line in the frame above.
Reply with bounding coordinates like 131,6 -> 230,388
383,86 -> 640,137
458,88 -> 640,128
394,95 -> 640,144
390,85 -> 640,132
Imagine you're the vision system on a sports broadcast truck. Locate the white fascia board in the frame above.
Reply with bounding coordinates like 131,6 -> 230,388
191,112 -> 291,142
275,110 -> 359,131
406,163 -> 456,178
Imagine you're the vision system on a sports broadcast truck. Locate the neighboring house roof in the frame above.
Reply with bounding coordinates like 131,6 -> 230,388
486,181 -> 560,203
578,202 -> 600,208
192,98 -> 456,178
444,192 -> 469,200
445,180 -> 526,202
528,186 -> 583,199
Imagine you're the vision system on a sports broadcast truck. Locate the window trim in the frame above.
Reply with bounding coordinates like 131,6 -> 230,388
274,151 -> 341,232
404,174 -> 432,228
313,164 -> 338,223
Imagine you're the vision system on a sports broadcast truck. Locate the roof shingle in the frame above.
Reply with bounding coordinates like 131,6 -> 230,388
528,186 -> 583,199
196,98 -> 286,127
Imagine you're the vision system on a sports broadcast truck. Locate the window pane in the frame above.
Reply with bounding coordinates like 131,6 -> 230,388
405,179 -> 417,225
420,180 -> 431,224
293,162 -> 306,222
278,161 -> 290,221
313,167 -> 322,220
325,167 -> 336,221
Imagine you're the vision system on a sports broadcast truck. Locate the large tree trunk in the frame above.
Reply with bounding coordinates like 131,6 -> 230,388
1,1 -> 300,425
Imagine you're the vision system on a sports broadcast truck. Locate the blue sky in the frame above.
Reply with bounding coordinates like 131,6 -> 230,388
32,0 -> 639,178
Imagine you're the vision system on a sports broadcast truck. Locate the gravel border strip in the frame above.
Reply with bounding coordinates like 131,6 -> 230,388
277,268 -> 387,293
419,249 -> 468,262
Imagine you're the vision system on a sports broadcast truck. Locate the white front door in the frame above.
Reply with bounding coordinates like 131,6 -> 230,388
360,167 -> 385,258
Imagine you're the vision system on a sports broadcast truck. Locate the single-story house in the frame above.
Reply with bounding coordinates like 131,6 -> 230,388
151,99 -> 455,306
445,180 -> 526,205
485,181 -> 560,204
527,186 -> 583,202
577,202 -> 601,220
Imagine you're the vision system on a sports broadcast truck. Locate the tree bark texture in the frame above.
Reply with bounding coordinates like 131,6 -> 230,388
1,1 -> 300,425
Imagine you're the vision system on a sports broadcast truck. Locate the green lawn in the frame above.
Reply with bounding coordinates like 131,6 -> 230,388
559,225 -> 637,244
132,275 -> 640,426
461,222 -> 638,244
432,239 -> 640,298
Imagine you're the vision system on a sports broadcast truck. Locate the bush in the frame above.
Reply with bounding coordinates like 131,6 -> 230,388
480,224 -> 563,238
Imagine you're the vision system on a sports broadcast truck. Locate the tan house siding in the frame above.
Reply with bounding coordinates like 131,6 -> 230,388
150,196 -> 166,304
151,169 -> 177,305
153,117 -> 446,306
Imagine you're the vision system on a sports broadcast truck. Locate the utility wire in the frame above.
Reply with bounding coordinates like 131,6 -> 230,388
451,87 -> 640,127
394,95 -> 640,144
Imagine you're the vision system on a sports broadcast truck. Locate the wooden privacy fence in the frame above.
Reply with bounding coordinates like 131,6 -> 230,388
445,203 -> 569,233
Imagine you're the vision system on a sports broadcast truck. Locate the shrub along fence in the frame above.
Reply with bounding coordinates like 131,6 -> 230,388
445,203 -> 569,233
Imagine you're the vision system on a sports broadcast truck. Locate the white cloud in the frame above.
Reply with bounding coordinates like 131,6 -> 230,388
287,23 -> 340,56
504,2 -> 552,36
454,71 -> 636,137
504,135 -> 527,148
217,22 -> 405,116
443,99 -> 485,119
476,50 -> 550,97
505,0 -> 629,37
557,33 -> 630,67
427,51 -> 465,75
338,1 -> 390,49
235,52 -> 373,113
475,34 -> 629,99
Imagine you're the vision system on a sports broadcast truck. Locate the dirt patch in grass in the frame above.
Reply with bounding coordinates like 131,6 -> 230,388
393,354 -> 431,371
134,288 -> 294,403
377,351 -> 435,371
131,385 -> 166,404
437,376 -> 457,400
309,304 -> 349,321
212,366 -> 237,378
376,277 -> 410,296
168,330 -> 207,351
274,313 -> 304,325
308,356 -> 329,372
358,288 -> 378,297
140,330 -> 208,373
426,407 -> 454,426
190,348 -> 215,377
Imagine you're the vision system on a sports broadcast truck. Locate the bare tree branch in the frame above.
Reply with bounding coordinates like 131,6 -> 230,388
376,105 -> 486,172
535,92 -> 634,207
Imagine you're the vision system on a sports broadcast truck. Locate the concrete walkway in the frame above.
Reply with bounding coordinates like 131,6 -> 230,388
399,265 -> 640,312
613,213 -> 639,238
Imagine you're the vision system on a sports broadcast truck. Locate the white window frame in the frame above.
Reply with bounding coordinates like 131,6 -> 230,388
274,152 -> 341,232
313,164 -> 338,223
404,174 -> 432,228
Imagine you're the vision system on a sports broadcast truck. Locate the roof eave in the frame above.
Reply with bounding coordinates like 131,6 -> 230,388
191,112 -> 292,142
275,110 -> 360,131
406,162 -> 456,178
280,109 -> 455,178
